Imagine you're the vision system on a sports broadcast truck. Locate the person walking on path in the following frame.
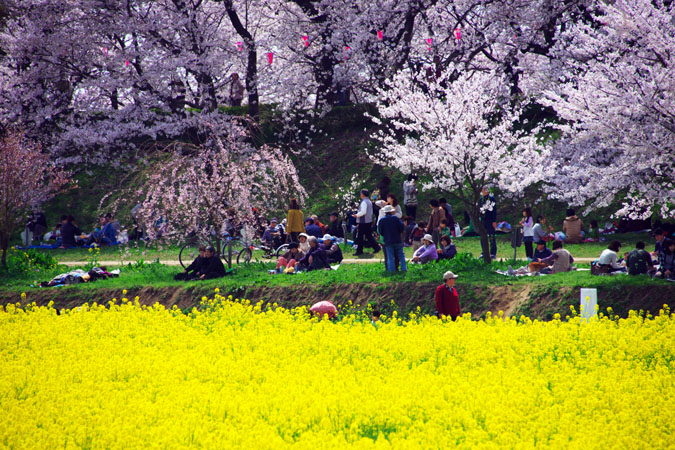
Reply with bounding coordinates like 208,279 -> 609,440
403,175 -> 419,219
479,186 -> 497,259
378,205 -> 407,273
435,271 -> 461,321
353,189 -> 380,256
285,198 -> 305,243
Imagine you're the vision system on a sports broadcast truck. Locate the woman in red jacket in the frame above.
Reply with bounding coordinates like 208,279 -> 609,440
435,271 -> 461,321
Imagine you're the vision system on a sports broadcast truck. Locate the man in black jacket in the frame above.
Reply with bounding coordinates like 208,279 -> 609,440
299,236 -> 330,271
199,246 -> 227,280
60,215 -> 81,248
326,212 -> 344,238
174,246 -> 206,280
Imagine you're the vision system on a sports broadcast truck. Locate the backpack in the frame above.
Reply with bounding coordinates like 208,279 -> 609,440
627,249 -> 648,275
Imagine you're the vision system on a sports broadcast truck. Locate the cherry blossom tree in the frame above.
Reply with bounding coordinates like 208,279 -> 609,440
522,0 -> 675,219
370,70 -> 550,263
133,120 -> 306,248
0,129 -> 71,267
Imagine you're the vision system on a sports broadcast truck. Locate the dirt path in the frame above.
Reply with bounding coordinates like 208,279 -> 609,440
59,257 -> 597,267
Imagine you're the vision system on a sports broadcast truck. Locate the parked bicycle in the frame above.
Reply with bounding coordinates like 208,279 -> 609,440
178,231 -> 252,269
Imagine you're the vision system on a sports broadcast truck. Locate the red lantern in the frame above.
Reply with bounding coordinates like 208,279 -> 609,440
454,28 -> 461,40
267,52 -> 274,64
377,30 -> 383,40
344,45 -> 351,60
125,60 -> 130,67
236,41 -> 243,52
426,37 -> 433,51
302,35 -> 309,46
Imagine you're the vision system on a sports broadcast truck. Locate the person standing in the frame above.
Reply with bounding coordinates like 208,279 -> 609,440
434,271 -> 461,321
520,207 -> 535,260
229,73 -> 245,106
426,199 -> 445,246
403,174 -> 419,219
378,205 -> 407,273
285,198 -> 305,243
353,189 -> 380,256
479,186 -> 497,259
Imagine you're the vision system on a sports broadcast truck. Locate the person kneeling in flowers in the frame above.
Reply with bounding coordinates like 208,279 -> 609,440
434,271 -> 461,321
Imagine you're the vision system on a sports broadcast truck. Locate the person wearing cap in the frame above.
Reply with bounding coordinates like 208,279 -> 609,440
411,234 -> 438,264
304,218 -> 322,239
263,217 -> 284,248
327,212 -> 344,239
299,236 -> 330,271
435,271 -> 461,321
298,233 -> 310,253
276,242 -> 305,272
322,235 -> 343,264
286,198 -> 305,243
353,189 -> 380,256
378,204 -> 407,272
199,246 -> 227,280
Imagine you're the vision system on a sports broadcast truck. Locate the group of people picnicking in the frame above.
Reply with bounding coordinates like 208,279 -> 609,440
27,213 -> 121,248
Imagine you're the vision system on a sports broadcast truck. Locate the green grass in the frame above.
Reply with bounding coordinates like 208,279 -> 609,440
1,251 -> 670,294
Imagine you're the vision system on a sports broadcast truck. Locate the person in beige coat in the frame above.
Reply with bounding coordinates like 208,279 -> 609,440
562,208 -> 584,244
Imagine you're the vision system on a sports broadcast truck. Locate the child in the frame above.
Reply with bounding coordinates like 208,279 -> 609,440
586,220 -> 600,242
439,219 -> 452,239
411,221 -> 426,252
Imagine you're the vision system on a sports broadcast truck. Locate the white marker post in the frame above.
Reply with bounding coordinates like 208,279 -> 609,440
580,288 -> 598,322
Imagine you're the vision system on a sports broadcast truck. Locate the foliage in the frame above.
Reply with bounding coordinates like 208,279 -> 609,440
0,298 -> 674,447
0,248 -> 59,275
0,129 -> 71,266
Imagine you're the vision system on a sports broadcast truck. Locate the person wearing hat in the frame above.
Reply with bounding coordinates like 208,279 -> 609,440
297,233 -> 310,253
298,236 -> 330,271
378,204 -> 407,272
435,271 -> 461,320
411,234 -> 438,264
322,234 -> 343,264
327,212 -> 344,238
276,242 -> 305,273
479,186 -> 497,259
263,217 -> 284,248
304,218 -> 322,239
199,246 -> 227,280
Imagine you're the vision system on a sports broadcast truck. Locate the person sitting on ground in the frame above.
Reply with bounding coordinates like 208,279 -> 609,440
655,239 -> 675,280
311,215 -> 328,235
44,223 -> 62,242
537,240 -> 574,274
411,234 -> 438,264
59,215 -> 82,248
532,215 -> 553,244
438,235 -> 457,260
199,246 -> 228,280
434,271 -> 461,321
562,208 -> 584,244
626,241 -> 655,276
276,242 -> 304,273
298,233 -> 310,253
262,218 -> 284,248
403,217 -> 415,247
597,240 -> 626,273
410,221 -> 426,251
653,228 -> 666,258
175,246 -> 207,280
326,212 -> 344,239
299,236 -> 330,271
528,241 -> 554,273
304,218 -> 322,239
439,219 -> 452,240
587,220 -> 600,242
90,213 -> 117,245
322,235 -> 343,264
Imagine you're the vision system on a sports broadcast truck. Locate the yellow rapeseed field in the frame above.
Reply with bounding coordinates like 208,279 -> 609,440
1,294 -> 674,449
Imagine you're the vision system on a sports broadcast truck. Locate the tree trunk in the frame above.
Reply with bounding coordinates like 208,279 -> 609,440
467,210 -> 492,264
1,234 -> 8,267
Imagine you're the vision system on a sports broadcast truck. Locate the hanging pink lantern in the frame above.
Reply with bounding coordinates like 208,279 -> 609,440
454,28 -> 461,40
267,52 -> 274,64
426,37 -> 433,51
101,47 -> 108,56
377,30 -> 383,40
236,41 -> 243,52
302,35 -> 309,46
125,60 -> 130,67
344,45 -> 351,60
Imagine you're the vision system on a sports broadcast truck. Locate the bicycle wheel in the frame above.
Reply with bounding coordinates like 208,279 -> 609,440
179,242 -> 201,269
237,247 -> 252,264
274,244 -> 290,257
